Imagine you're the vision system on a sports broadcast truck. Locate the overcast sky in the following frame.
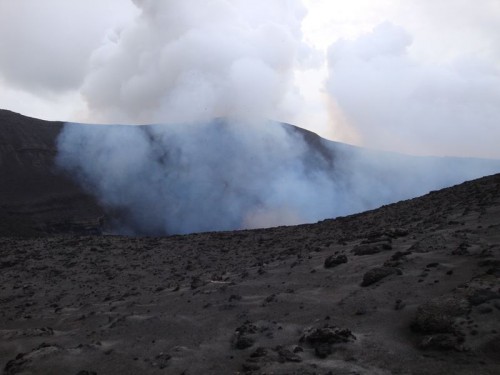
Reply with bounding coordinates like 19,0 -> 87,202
1,0 -> 499,158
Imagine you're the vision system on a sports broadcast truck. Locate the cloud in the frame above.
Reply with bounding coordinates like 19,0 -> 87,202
326,22 -> 500,158
0,0 -> 137,95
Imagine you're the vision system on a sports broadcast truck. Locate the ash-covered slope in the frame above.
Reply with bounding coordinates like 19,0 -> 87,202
2,109 -> 500,236
1,173 -> 499,374
0,110 -> 102,235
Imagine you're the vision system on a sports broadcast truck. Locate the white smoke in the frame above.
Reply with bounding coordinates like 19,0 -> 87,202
81,0 -> 310,124
57,118 -> 500,235
57,120 -> 337,234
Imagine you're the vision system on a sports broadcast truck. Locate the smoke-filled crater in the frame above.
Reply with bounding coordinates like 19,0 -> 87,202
55,118 -> 500,236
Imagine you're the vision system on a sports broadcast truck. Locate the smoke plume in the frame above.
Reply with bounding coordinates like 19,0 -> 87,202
80,0 -> 310,124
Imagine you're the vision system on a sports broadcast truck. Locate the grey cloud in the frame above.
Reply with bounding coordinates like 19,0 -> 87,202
0,0 -> 136,94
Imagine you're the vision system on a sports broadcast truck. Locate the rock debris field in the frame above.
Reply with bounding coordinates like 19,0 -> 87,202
1,174 -> 499,374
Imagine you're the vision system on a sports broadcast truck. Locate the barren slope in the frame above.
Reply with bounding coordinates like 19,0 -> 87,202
0,110 -> 103,236
1,174 -> 499,374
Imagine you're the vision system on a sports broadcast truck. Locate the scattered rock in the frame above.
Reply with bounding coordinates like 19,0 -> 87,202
419,333 -> 465,351
468,289 -> 499,306
154,352 -> 172,369
190,276 -> 206,289
3,343 -> 64,375
301,325 -> 355,345
390,251 -> 412,261
235,321 -> 258,335
241,362 -> 261,372
412,297 -> 469,334
265,294 -> 277,303
234,336 -> 255,350
233,321 -> 258,350
324,254 -> 348,268
353,243 -> 391,256
300,325 -> 355,358
275,346 -> 302,363
385,228 -> 409,238
314,343 -> 332,359
250,347 -> 268,358
361,267 -> 400,287
452,243 -> 470,256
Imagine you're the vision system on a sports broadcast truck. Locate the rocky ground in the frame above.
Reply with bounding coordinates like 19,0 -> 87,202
0,174 -> 499,374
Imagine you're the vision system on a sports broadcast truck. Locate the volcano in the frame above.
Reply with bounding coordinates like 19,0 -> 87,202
1,109 -> 499,373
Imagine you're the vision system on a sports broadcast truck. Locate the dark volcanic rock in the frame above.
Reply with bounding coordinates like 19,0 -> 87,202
353,243 -> 391,256
361,267 -> 400,286
276,346 -> 302,363
412,297 -> 469,334
234,336 -> 255,350
419,333 -> 465,351
301,325 -> 355,345
314,343 -> 332,359
233,321 -> 258,350
324,254 -> 348,268
301,325 -> 355,359
250,347 -> 268,358
467,289 -> 499,306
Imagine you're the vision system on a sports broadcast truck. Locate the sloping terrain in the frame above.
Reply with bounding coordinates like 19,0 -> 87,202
0,174 -> 499,374
0,110 -> 103,236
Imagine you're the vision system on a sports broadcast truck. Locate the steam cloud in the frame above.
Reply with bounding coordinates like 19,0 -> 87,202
81,0 -> 310,124
55,2 -> 500,235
